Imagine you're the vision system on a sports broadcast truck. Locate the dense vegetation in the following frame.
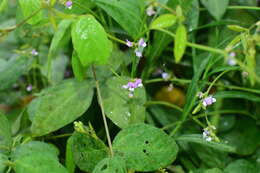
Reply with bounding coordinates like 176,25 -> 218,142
0,0 -> 260,172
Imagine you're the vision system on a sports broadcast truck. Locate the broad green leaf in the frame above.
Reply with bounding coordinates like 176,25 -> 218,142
0,56 -> 32,91
176,134 -> 236,152
70,132 -> 109,172
65,136 -> 75,173
101,77 -> 146,128
12,141 -> 59,160
18,0 -> 43,25
191,143 -> 231,168
93,0 -> 145,39
71,16 -> 112,66
201,0 -> 229,20
49,19 -> 72,57
113,124 -> 179,171
0,0 -> 8,12
174,24 -> 187,63
0,153 -> 8,173
12,141 -> 68,173
221,117 -> 260,155
224,159 -> 257,173
150,14 -> 177,29
0,113 -> 12,153
28,79 -> 94,136
93,157 -> 127,173
14,153 -> 68,173
43,54 -> 69,84
72,51 -> 86,81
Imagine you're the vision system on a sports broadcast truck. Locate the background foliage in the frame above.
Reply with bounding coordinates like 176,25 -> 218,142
0,0 -> 260,172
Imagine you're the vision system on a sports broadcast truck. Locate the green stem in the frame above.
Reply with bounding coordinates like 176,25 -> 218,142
145,77 -> 260,95
107,34 -> 126,44
92,65 -> 114,157
205,70 -> 229,95
200,6 -> 260,11
144,101 -> 183,112
154,28 -> 227,56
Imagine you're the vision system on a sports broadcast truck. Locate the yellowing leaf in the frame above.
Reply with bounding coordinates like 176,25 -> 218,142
150,14 -> 177,29
174,24 -> 187,63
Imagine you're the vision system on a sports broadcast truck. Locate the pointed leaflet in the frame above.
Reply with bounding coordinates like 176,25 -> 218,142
150,14 -> 177,29
0,153 -> 8,173
72,51 -> 86,81
93,0 -> 145,39
0,113 -> 12,154
101,77 -> 146,128
18,0 -> 43,25
71,16 -> 112,67
112,124 -> 178,171
0,56 -> 32,91
174,24 -> 187,63
201,0 -> 229,20
70,132 -> 109,172
28,79 -> 94,136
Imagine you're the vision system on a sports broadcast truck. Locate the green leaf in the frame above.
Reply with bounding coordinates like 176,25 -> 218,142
227,25 -> 248,32
72,51 -> 86,81
113,123 -> 179,171
221,117 -> 260,155
12,141 -> 59,160
28,79 -> 94,136
176,134 -> 236,152
174,24 -> 187,63
224,159 -> 257,173
0,0 -> 8,12
93,157 -> 127,173
12,141 -> 68,173
70,132 -> 109,172
14,153 -> 68,173
0,113 -> 12,153
65,136 -> 75,173
0,56 -> 32,91
71,16 -> 112,67
43,54 -> 69,84
18,0 -> 43,25
93,0 -> 145,39
49,19 -> 72,57
201,0 -> 229,20
150,14 -> 177,29
101,77 -> 146,128
0,153 -> 8,173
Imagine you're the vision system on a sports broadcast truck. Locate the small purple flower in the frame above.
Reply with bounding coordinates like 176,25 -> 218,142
227,52 -> 236,66
65,1 -> 73,9
31,49 -> 38,56
229,52 -> 236,57
197,92 -> 203,99
26,84 -> 33,92
146,6 -> 156,16
126,39 -> 133,47
135,49 -> 142,58
202,96 -> 216,107
122,78 -> 143,98
161,72 -> 170,80
138,38 -> 147,48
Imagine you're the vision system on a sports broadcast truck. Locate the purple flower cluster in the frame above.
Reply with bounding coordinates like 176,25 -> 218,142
65,1 -> 73,9
146,5 -> 156,16
125,38 -> 147,58
31,49 -> 38,56
122,79 -> 143,97
202,95 -> 216,107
